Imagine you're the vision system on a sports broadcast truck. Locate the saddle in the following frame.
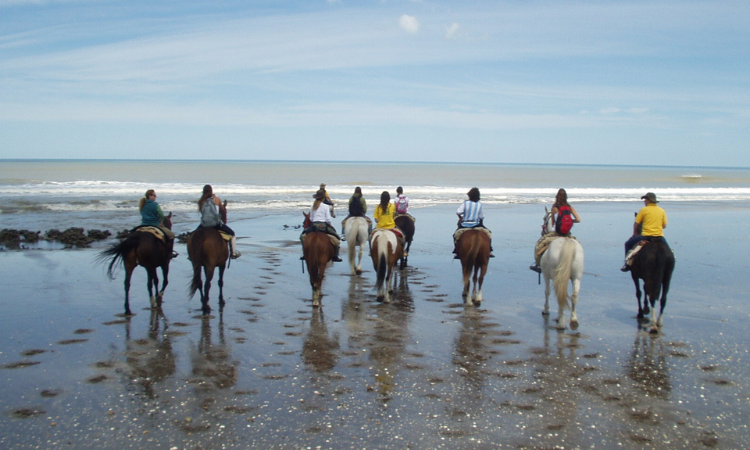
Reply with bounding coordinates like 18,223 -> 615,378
134,226 -> 166,243
453,226 -> 491,242
625,237 -> 665,265
302,224 -> 340,247
371,228 -> 403,239
218,231 -> 232,242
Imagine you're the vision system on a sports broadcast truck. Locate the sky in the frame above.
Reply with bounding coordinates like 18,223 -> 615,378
0,0 -> 748,166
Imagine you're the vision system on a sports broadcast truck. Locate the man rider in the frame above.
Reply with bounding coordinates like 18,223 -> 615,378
621,192 -> 668,271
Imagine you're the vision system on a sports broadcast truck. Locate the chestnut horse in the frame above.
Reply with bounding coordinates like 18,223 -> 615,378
394,215 -> 415,269
188,226 -> 229,315
99,213 -> 173,316
455,228 -> 490,305
302,211 -> 336,307
629,238 -> 675,334
370,229 -> 403,303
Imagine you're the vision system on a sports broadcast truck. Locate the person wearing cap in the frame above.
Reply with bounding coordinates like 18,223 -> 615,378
319,183 -> 335,217
453,187 -> 495,258
300,189 -> 343,262
620,192 -> 668,271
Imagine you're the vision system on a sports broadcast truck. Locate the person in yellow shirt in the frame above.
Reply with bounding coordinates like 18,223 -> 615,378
621,192 -> 668,271
373,191 -> 396,229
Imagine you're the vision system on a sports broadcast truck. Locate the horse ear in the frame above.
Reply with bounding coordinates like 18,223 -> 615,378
545,206 -> 549,213
167,212 -> 172,219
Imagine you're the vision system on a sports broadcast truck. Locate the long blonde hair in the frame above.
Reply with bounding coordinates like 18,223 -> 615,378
139,189 -> 155,211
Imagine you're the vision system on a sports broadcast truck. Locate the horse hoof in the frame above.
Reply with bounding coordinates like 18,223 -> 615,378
570,321 -> 579,331
649,326 -> 659,334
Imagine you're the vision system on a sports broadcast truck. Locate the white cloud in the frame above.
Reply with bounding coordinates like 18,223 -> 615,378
399,14 -> 419,34
445,23 -> 459,39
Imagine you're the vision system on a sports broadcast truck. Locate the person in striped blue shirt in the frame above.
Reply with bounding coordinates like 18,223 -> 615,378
453,187 -> 494,258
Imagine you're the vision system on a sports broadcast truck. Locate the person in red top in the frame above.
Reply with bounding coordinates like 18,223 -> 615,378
530,189 -> 581,273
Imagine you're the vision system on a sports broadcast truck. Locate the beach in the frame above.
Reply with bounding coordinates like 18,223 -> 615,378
1,161 -> 750,448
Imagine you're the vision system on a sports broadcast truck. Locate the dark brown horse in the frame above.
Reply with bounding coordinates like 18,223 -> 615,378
302,211 -> 336,307
188,226 -> 230,315
99,213 -> 173,316
370,229 -> 404,303
394,215 -> 415,269
629,238 -> 675,333
455,228 -> 490,306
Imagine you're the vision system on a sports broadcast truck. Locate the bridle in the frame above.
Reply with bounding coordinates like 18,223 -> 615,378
541,210 -> 553,235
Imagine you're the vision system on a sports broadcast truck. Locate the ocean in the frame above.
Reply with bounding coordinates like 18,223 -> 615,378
2,159 -> 750,232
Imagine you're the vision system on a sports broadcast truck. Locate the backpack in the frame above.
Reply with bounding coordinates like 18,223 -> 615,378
396,195 -> 408,214
555,205 -> 573,235
349,196 -> 364,216
200,197 -> 221,227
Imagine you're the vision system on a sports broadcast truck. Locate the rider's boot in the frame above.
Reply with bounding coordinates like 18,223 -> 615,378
230,236 -> 241,259
529,264 -> 542,274
169,239 -> 179,258
620,262 -> 630,272
489,243 -> 495,258
332,245 -> 343,262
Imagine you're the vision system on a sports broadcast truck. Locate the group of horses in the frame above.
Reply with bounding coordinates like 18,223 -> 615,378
100,205 -> 675,335
99,209 -> 230,317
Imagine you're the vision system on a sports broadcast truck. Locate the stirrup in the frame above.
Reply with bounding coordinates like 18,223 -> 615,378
171,251 -> 179,258
332,256 -> 343,262
529,264 -> 541,274
489,253 -> 495,258
620,264 -> 630,272
231,252 -> 241,259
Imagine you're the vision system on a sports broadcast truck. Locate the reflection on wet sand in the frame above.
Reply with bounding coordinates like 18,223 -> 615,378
123,309 -> 176,399
301,308 -> 340,373
627,332 -> 672,400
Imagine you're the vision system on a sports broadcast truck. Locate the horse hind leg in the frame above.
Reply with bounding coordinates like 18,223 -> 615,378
542,274 -> 551,316
156,264 -> 169,308
123,266 -> 135,316
202,266 -> 214,315
569,278 -> 580,329
147,268 -> 159,309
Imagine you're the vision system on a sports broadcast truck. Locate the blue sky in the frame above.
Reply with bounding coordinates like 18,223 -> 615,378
1,0 -> 748,166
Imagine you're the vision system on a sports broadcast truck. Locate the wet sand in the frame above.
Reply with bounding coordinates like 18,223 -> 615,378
1,203 -> 749,449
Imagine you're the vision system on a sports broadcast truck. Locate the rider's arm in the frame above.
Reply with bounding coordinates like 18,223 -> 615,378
632,221 -> 640,236
156,204 -> 165,223
570,205 -> 581,223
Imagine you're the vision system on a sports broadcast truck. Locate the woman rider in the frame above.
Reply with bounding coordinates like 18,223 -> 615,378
530,188 -> 581,273
373,191 -> 405,248
300,189 -> 343,262
198,184 -> 241,259
139,189 -> 177,258
341,186 -> 372,235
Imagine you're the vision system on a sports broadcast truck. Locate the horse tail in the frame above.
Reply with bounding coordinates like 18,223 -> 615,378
462,233 -> 480,279
98,235 -> 140,279
375,237 -> 388,291
553,238 -> 576,308
188,230 -> 206,299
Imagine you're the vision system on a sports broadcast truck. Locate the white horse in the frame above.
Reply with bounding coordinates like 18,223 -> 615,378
539,208 -> 584,330
344,216 -> 369,275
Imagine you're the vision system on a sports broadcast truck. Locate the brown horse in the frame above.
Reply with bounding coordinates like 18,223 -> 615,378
394,215 -> 415,269
99,213 -> 173,316
302,211 -> 336,307
188,226 -> 229,315
370,229 -> 404,303
629,238 -> 675,334
455,228 -> 490,306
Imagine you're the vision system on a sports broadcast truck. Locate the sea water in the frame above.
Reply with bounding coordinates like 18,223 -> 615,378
2,159 -> 750,232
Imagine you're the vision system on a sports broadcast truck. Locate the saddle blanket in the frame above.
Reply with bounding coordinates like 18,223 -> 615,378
625,240 -> 648,265
302,231 -> 340,247
453,227 -> 492,241
371,228 -> 403,239
136,226 -> 165,242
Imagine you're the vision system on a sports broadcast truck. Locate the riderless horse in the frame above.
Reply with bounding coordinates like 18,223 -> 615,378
455,228 -> 490,306
302,211 -> 336,307
370,229 -> 404,303
539,208 -> 584,330
188,203 -> 230,315
394,215 -> 415,269
344,216 -> 369,275
627,238 -> 675,334
99,213 -> 173,316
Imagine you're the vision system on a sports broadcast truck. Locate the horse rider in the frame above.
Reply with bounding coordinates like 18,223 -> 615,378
621,192 -> 668,272
453,187 -> 495,258
394,186 -> 416,221
341,186 -> 372,235
530,188 -> 581,273
319,183 -> 336,218
300,189 -> 343,262
373,190 -> 406,248
139,189 -> 177,258
198,184 -> 241,259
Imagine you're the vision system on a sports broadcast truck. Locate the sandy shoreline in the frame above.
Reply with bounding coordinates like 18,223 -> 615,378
1,202 -> 749,448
